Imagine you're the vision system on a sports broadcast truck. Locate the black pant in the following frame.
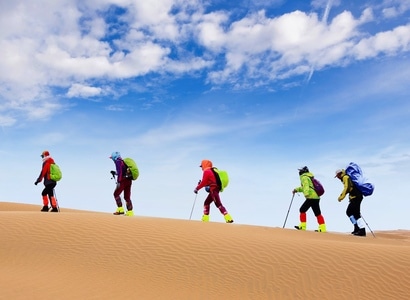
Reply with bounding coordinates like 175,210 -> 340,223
300,198 -> 321,216
42,182 -> 56,198
346,197 -> 363,220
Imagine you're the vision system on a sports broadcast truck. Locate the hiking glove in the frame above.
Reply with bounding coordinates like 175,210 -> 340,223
194,189 -> 198,194
34,181 -> 38,185
205,186 -> 210,192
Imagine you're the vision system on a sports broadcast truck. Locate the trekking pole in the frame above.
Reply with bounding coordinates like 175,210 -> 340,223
53,188 -> 60,212
283,194 -> 295,228
361,214 -> 376,238
189,193 -> 198,220
189,180 -> 201,220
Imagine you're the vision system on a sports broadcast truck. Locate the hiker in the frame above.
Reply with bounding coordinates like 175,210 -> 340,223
335,169 -> 366,236
34,150 -> 59,212
194,159 -> 233,223
292,166 -> 326,232
110,151 -> 134,216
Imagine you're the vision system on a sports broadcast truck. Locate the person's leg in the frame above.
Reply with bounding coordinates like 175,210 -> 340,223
352,198 -> 366,236
211,190 -> 233,223
295,199 -> 311,230
347,200 -> 361,234
202,194 -> 214,222
48,183 -> 58,211
40,186 -> 49,211
311,200 -> 326,232
43,183 -> 58,212
113,181 -> 125,215
123,180 -> 134,216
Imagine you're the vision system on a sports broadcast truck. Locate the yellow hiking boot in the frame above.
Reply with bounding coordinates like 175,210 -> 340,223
316,224 -> 327,232
125,210 -> 134,217
113,207 -> 124,215
224,214 -> 234,223
294,222 -> 306,230
201,215 -> 210,222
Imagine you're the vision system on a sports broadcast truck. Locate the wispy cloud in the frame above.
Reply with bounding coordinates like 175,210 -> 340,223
0,0 -> 409,126
67,84 -> 103,98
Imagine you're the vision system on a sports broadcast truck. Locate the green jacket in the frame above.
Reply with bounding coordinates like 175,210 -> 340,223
294,172 -> 320,200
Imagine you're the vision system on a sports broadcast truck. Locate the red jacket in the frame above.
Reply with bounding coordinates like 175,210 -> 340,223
36,156 -> 55,185
195,159 -> 219,192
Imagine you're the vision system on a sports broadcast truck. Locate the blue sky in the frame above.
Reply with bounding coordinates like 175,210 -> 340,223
1,0 -> 410,233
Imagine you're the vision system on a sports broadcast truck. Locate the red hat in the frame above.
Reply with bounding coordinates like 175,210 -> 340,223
41,150 -> 50,157
334,169 -> 343,177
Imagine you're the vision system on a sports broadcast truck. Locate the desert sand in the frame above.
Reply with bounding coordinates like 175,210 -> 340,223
1,201 -> 409,300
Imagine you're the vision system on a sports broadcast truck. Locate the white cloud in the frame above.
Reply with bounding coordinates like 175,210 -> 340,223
196,11 -> 229,51
1,0 -> 410,126
0,115 -> 16,127
26,101 -> 65,121
352,25 -> 410,59
67,84 -> 102,98
205,9 -> 360,84
382,0 -> 410,18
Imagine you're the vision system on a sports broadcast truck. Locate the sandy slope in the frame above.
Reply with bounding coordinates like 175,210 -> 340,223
1,201 -> 409,300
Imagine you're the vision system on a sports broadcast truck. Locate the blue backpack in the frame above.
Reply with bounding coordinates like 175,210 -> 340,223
345,162 -> 374,196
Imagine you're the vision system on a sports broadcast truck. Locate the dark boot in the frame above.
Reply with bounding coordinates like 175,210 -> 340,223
353,228 -> 366,237
40,206 -> 49,212
351,224 -> 360,234
50,207 -> 59,212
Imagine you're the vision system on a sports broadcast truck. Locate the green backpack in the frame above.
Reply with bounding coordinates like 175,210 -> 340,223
123,158 -> 139,180
50,164 -> 62,181
212,167 -> 229,192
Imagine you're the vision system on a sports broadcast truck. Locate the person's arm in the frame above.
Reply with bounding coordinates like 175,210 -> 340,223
36,161 -> 48,183
195,170 -> 214,191
301,176 -> 311,197
115,159 -> 124,182
338,175 -> 350,201
293,176 -> 309,196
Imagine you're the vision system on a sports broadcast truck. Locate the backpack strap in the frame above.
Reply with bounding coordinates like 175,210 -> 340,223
211,168 -> 222,191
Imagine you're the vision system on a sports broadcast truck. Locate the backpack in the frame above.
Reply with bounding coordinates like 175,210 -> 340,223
50,164 -> 62,181
345,162 -> 374,196
211,168 -> 229,192
123,158 -> 139,180
311,177 -> 325,196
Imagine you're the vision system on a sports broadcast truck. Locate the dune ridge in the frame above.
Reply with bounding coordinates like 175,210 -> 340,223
1,201 -> 409,300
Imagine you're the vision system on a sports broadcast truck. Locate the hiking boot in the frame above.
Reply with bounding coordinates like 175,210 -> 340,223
351,224 -> 360,234
353,228 -> 366,237
40,206 -> 49,212
294,222 -> 306,230
224,214 -> 234,223
315,224 -> 327,233
125,210 -> 134,217
113,207 -> 125,215
50,207 -> 59,212
201,215 -> 210,222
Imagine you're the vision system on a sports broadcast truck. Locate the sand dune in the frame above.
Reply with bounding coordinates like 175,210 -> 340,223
1,201 -> 409,300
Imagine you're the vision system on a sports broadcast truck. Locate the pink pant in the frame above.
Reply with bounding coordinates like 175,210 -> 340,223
114,178 -> 133,211
203,189 -> 227,215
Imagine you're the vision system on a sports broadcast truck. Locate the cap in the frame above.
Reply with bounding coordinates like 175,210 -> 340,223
110,151 -> 121,160
298,166 -> 309,175
335,169 -> 343,177
41,150 -> 50,158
